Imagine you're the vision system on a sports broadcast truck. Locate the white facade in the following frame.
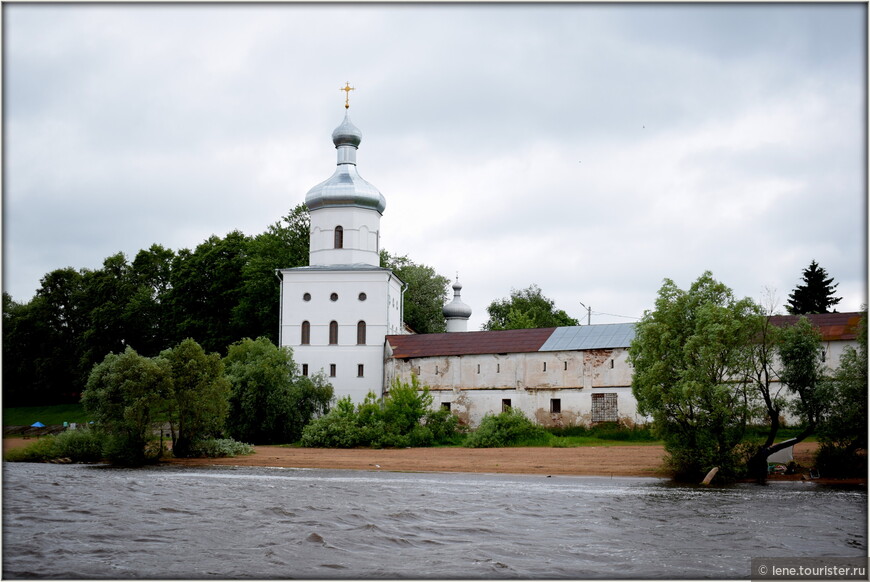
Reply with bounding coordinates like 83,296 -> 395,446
279,266 -> 403,403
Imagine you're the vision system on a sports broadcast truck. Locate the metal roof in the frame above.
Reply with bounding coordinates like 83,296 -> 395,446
539,323 -> 636,351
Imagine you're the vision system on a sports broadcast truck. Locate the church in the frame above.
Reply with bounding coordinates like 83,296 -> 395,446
278,96 -> 861,427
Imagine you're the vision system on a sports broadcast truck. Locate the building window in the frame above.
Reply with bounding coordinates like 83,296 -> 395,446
610,359 -> 615,369
358,364 -> 364,377
302,364 -> 308,376
329,364 -> 336,377
551,398 -> 561,414
821,348 -> 826,362
303,292 -> 311,301
442,402 -> 451,412
564,361 -> 568,371
334,226 -> 343,249
543,361 -> 547,372
301,321 -> 310,345
357,321 -> 366,345
359,292 -> 367,301
497,363 -> 501,373
591,393 -> 618,423
330,292 -> 338,302
435,365 -> 439,374
477,364 -> 481,374
502,398 -> 512,412
329,321 -> 338,345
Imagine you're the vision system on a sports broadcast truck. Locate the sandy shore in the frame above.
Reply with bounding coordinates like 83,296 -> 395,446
3,437 -> 824,479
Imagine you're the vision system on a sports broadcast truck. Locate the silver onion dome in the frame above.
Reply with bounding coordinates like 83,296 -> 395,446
443,280 -> 472,319
305,112 -> 386,214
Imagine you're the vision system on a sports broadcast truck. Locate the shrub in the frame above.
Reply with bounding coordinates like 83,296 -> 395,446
185,438 -> 255,458
4,428 -> 105,463
464,408 -> 548,448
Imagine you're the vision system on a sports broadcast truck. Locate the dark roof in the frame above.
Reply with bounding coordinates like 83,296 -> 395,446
387,328 -> 556,359
769,312 -> 862,342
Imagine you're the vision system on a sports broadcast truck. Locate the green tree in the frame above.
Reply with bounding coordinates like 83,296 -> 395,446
629,272 -> 758,481
785,260 -> 842,314
483,284 -> 579,330
81,347 -> 172,466
814,312 -> 867,475
159,338 -> 231,457
168,231 -> 252,353
380,251 -> 450,333
744,314 -> 827,481
224,337 -> 332,444
127,244 -> 176,355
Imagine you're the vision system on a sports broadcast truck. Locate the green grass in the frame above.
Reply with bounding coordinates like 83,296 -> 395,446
4,404 -> 90,427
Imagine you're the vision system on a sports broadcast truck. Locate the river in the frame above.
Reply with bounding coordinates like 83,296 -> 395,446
2,462 -> 865,579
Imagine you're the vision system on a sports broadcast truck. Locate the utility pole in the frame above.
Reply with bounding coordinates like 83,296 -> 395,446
578,301 -> 591,326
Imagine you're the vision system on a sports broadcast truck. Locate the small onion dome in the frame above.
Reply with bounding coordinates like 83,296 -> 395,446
443,280 -> 472,319
331,114 -> 362,147
305,113 -> 386,213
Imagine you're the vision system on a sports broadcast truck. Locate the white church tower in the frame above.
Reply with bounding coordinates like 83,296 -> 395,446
278,86 -> 405,403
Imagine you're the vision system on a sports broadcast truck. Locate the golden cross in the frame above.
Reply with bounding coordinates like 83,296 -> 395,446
340,82 -> 355,109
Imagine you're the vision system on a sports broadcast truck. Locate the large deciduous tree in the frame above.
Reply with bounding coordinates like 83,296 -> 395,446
223,337 -> 333,445
160,338 -> 231,457
483,284 -> 579,330
629,272 -> 759,481
785,260 -> 842,315
81,347 -> 172,466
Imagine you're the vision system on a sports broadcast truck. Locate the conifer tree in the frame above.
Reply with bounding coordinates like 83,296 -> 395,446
785,260 -> 842,314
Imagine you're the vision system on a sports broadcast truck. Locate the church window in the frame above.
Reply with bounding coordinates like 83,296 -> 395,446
358,292 -> 367,301
301,321 -> 310,345
564,361 -> 568,371
497,363 -> 500,373
329,321 -> 338,345
477,364 -> 480,374
303,292 -> 311,301
330,292 -> 339,302
334,226 -> 344,249
357,364 -> 364,377
329,364 -> 336,377
501,399 -> 512,412
543,361 -> 547,372
302,364 -> 309,376
610,359 -> 615,369
357,321 -> 366,345
550,398 -> 561,414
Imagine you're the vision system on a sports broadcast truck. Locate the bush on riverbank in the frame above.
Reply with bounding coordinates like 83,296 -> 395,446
4,427 -> 104,463
464,409 -> 547,448
301,378 -> 461,448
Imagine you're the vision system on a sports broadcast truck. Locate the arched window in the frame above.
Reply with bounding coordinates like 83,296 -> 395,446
301,321 -> 310,345
357,321 -> 366,345
329,321 -> 338,345
334,226 -> 344,249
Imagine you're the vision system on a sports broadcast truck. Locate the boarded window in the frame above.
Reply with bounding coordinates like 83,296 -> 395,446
550,398 -> 561,413
329,321 -> 338,345
502,399 -> 512,412
334,226 -> 344,249
357,321 -> 366,345
591,393 -> 618,423
301,321 -> 310,345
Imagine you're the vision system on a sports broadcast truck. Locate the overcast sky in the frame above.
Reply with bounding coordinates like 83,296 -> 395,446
4,3 -> 867,331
